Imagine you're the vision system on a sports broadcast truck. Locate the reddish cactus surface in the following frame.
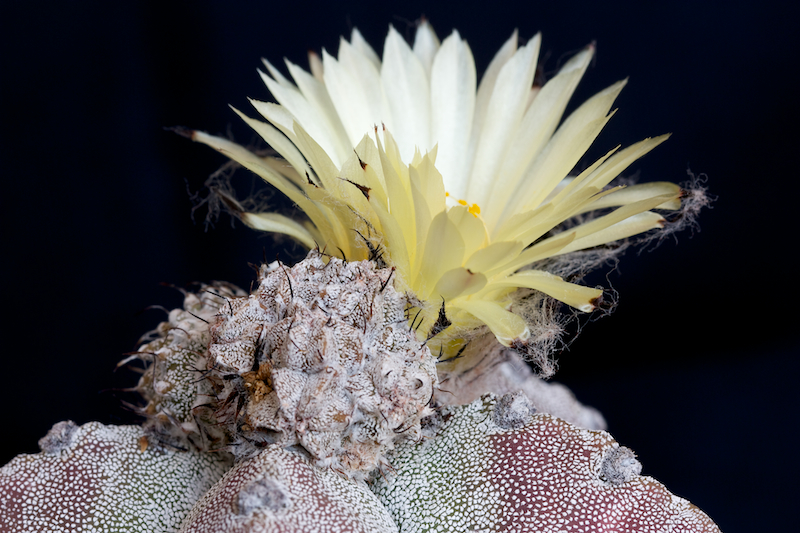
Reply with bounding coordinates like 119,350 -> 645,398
180,445 -> 397,533
0,421 -> 230,533
372,394 -> 720,532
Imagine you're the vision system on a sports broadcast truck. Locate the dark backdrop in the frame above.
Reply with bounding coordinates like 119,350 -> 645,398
3,2 -> 797,531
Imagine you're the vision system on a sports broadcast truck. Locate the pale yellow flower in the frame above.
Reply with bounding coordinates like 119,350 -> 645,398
190,22 -> 682,365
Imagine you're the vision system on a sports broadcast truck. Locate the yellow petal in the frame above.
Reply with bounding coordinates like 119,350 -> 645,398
467,34 -> 540,203
191,130 -> 307,212
240,212 -> 318,249
432,267 -> 488,301
417,211 -> 465,298
291,121 -> 341,190
258,69 -> 344,168
492,270 -> 603,312
457,300 -> 529,346
493,231 -> 577,277
558,193 -> 677,246
230,106 -> 313,185
578,181 -> 682,213
464,241 -> 525,273
486,44 -> 594,223
509,80 -> 627,215
376,133 -> 417,257
446,205 -> 487,259
558,211 -> 667,255
561,135 -> 671,199
369,197 -> 411,283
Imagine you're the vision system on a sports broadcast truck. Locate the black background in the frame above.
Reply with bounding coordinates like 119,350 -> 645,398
3,1 -> 798,531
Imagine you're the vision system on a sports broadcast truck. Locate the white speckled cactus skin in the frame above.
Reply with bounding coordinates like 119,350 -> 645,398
0,421 -> 231,532
371,395 -> 720,533
128,281 -> 246,452
0,253 -> 722,532
180,445 -> 398,533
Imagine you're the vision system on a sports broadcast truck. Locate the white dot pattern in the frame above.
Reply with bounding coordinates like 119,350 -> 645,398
180,445 -> 398,533
0,422 -> 230,532
372,395 -> 720,532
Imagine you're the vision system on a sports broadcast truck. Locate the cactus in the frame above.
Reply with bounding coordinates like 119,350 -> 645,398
123,282 -> 246,452
204,251 -> 437,475
0,20 -> 720,533
0,421 -> 230,532
371,395 -> 719,532
180,445 -> 398,533
0,255 -> 720,532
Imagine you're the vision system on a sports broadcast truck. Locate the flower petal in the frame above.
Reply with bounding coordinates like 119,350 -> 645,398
417,211 -> 465,298
350,28 -> 381,70
557,211 -> 667,255
457,300 -> 529,345
382,26 -> 431,162
446,204 -> 487,259
430,31 -> 476,197
230,106 -> 312,183
556,192 -> 677,248
508,79 -> 627,217
323,41 -> 388,148
433,267 -> 488,301
579,182 -> 682,213
307,50 -> 324,82
467,34 -> 540,204
486,45 -> 594,223
465,241 -> 526,273
240,212 -> 318,249
492,270 -> 603,312
554,135 -> 671,203
465,29 -> 517,186
249,99 -> 299,141
285,59 -> 352,164
413,20 -> 440,75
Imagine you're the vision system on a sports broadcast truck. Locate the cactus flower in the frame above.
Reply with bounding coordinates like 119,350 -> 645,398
188,22 -> 684,369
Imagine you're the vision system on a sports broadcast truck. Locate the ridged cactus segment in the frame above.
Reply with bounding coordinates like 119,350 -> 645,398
0,421 -> 231,533
128,282 -> 245,451
207,250 -> 437,476
371,394 -> 720,532
180,445 -> 399,533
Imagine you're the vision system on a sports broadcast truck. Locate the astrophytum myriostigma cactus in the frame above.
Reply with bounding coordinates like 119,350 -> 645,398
0,252 -> 721,532
0,20 -> 720,533
372,394 -> 720,532
0,421 -> 230,532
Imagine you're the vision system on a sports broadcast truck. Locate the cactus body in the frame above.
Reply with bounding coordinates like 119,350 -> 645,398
206,251 -> 437,476
371,394 -> 721,532
0,421 -> 230,532
180,445 -> 398,533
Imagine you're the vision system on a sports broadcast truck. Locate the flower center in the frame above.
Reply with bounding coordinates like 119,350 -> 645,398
446,192 -> 482,218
